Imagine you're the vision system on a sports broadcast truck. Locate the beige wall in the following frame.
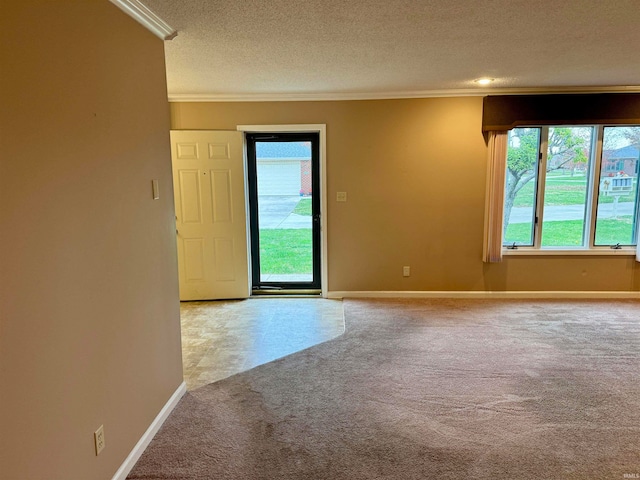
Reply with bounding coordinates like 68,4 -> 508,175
171,100 -> 640,293
0,1 -> 183,479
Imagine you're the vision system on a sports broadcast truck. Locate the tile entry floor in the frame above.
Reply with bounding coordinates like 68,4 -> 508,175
181,297 -> 345,390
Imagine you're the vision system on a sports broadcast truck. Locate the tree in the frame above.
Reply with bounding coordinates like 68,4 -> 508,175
503,127 -> 588,237
600,126 -> 640,153
622,126 -> 640,149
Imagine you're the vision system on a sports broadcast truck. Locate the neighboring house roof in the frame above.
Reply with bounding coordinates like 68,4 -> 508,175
604,145 -> 639,160
256,142 -> 311,159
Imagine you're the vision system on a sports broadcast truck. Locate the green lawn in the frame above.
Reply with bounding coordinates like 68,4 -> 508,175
293,198 -> 312,216
259,199 -> 313,274
505,216 -> 636,247
259,228 -> 312,274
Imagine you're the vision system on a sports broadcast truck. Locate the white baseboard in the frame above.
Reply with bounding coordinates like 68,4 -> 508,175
327,290 -> 640,299
112,381 -> 187,480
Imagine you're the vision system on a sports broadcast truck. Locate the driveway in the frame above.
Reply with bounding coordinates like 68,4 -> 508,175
257,196 -> 312,229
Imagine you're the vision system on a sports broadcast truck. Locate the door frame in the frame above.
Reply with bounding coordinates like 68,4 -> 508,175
237,124 -> 328,298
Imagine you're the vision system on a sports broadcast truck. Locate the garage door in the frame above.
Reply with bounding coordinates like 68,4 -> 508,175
257,159 -> 301,196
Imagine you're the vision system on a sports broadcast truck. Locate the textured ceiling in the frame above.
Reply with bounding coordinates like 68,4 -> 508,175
142,0 -> 640,100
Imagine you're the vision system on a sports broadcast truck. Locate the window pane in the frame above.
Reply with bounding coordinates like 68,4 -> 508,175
594,126 -> 640,246
503,128 -> 540,246
541,127 -> 594,247
256,141 -> 313,282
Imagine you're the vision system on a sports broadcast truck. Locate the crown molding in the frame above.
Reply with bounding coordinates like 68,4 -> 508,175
168,86 -> 640,103
110,0 -> 177,40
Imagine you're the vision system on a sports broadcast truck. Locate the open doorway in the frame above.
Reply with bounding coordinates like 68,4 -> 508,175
246,132 -> 321,293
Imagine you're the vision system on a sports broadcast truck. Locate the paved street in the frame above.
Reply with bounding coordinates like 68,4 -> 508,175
508,201 -> 635,224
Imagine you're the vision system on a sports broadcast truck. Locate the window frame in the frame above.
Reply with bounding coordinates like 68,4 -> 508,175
502,124 -> 639,256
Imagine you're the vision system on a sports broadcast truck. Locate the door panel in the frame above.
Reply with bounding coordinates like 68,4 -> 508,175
171,130 -> 249,300
178,170 -> 202,223
210,170 -> 233,222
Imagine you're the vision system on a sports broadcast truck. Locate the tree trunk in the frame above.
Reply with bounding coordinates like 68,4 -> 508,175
503,193 -> 515,237
503,172 -> 519,237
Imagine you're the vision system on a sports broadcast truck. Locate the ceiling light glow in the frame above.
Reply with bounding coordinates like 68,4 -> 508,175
475,78 -> 494,86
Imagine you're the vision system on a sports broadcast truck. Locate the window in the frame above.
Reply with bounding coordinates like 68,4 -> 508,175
503,125 -> 640,250
604,159 -> 625,173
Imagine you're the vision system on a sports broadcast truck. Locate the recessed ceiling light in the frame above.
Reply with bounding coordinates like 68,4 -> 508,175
475,78 -> 495,86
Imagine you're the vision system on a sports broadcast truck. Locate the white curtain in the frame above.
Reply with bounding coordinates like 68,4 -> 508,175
483,131 -> 508,263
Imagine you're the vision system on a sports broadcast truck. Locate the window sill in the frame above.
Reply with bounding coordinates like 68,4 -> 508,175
502,248 -> 637,257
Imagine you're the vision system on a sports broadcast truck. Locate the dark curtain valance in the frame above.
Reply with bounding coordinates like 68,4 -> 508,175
482,93 -> 640,132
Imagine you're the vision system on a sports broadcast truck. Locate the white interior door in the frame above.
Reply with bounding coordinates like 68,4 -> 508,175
171,130 -> 249,300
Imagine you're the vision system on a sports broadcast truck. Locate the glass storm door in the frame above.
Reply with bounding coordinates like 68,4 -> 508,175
246,132 -> 321,292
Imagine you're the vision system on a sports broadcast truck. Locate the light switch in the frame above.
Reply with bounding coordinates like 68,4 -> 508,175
152,179 -> 159,200
336,191 -> 347,202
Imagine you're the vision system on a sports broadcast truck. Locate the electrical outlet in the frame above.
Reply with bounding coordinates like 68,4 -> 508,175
403,266 -> 410,277
94,425 -> 105,455
336,191 -> 347,202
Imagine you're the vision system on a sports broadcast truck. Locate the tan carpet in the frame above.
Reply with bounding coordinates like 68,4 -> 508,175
128,298 -> 640,479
